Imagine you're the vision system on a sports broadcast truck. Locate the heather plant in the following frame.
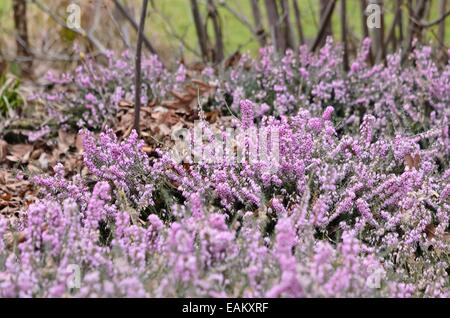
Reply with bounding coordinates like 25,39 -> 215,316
36,39 -> 449,145
219,38 -> 450,139
1,98 -> 448,297
36,50 -> 171,130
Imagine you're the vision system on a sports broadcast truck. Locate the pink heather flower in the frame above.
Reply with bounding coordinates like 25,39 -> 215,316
351,61 -> 361,73
307,117 -> 323,133
240,99 -> 254,129
322,106 -> 334,121
271,198 -> 287,215
189,193 -> 203,218
4,42 -> 450,298
27,125 -> 51,142
355,198 -> 379,227
267,218 -> 303,298
440,184 -> 450,202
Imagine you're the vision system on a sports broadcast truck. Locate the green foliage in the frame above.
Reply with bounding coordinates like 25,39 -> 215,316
0,74 -> 23,116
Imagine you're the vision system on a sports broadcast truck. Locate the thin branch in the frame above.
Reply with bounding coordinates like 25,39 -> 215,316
311,0 -> 337,52
190,0 -> 209,61
340,0 -> 349,71
31,0 -> 108,55
280,0 -> 296,49
292,0 -> 305,45
151,8 -> 201,58
31,0 -> 107,55
419,8 -> 450,27
134,0 -> 149,135
250,0 -> 267,46
218,0 -> 264,45
207,0 -> 224,63
438,0 -> 447,45
112,0 -> 158,55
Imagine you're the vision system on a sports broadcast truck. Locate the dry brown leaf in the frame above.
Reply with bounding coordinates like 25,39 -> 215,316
425,224 -> 450,242
142,146 -> 153,153
30,147 -> 44,161
405,153 -> 421,171
7,144 -> 33,163
444,233 -> 450,242
0,193 -> 12,201
224,51 -> 242,69
4,231 -> 26,249
58,129 -> 75,153
75,133 -> 84,152
0,140 -> 8,162
119,100 -> 133,108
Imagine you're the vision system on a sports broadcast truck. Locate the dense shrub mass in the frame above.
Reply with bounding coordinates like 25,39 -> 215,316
38,39 -> 450,138
1,39 -> 449,297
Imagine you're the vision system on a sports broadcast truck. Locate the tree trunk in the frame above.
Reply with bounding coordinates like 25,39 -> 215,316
372,0 -> 385,64
292,0 -> 305,45
250,0 -> 267,46
264,0 -> 286,53
207,0 -> 224,63
280,0 -> 296,49
318,0 -> 333,47
134,0 -> 149,135
311,0 -> 336,52
360,0 -> 374,65
13,0 -> 32,77
340,0 -> 349,71
190,0 -> 209,61
438,0 -> 447,45
403,0 -> 427,62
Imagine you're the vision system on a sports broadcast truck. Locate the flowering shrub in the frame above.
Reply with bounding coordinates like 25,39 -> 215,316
3,40 -> 449,297
1,95 -> 449,297
37,51 -> 171,130
37,39 -> 449,141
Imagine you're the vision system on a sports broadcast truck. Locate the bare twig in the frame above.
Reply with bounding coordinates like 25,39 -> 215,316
112,0 -> 158,55
340,0 -> 349,71
207,0 -> 224,63
31,0 -> 108,55
150,5 -> 201,58
403,0 -> 427,62
134,0 -> 149,135
318,0 -> 333,48
311,0 -> 337,52
360,0 -> 374,65
250,0 -> 267,46
13,0 -> 32,77
218,0 -> 265,46
419,8 -> 450,27
265,0 -> 286,53
292,0 -> 305,45
280,0 -> 296,49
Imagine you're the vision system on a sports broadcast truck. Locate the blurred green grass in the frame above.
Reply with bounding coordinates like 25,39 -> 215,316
0,0 -> 448,60
147,0 -> 449,58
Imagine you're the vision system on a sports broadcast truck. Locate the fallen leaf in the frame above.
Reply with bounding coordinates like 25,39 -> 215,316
58,129 -> 75,153
119,100 -> 133,108
0,140 -> 8,162
7,144 -> 33,163
75,132 -> 84,152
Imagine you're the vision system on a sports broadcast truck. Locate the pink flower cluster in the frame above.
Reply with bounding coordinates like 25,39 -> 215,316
38,39 -> 449,144
1,101 -> 449,297
3,40 -> 449,297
